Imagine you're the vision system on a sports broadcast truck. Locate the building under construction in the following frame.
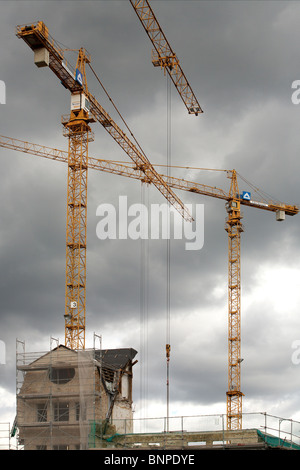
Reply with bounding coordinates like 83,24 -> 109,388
15,340 -> 137,450
12,339 -> 300,451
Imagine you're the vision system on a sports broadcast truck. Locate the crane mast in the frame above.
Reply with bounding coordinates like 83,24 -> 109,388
61,49 -> 95,349
62,107 -> 94,349
225,170 -> 244,429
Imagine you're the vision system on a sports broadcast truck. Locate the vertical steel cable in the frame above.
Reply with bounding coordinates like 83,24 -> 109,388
166,74 -> 172,431
140,182 -> 149,429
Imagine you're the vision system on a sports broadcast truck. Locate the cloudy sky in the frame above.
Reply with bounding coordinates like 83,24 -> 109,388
1,0 -> 300,435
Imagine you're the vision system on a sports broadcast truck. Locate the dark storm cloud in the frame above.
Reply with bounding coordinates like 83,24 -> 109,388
0,0 -> 300,425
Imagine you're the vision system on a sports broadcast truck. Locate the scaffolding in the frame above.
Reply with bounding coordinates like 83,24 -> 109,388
15,337 -> 137,450
0,422 -> 14,450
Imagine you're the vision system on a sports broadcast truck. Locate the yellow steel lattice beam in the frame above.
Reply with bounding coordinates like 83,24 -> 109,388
130,0 -> 203,115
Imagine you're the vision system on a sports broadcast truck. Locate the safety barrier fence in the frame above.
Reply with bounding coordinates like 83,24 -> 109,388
89,412 -> 300,449
2,412 -> 300,449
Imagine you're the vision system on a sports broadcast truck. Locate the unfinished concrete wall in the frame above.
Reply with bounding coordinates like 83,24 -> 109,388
16,345 -> 136,450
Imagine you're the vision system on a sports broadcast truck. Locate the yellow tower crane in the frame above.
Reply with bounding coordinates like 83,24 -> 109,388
16,20 -> 191,350
0,134 -> 298,431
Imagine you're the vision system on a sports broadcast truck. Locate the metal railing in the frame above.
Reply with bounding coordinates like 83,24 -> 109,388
3,412 -> 300,449
0,422 -> 17,450
89,412 -> 300,449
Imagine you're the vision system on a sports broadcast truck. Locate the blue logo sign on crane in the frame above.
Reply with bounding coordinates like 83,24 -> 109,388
75,68 -> 83,86
242,191 -> 251,201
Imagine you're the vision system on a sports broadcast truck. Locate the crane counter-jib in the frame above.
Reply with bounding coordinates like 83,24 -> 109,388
178,179 -> 298,218
16,22 -> 80,92
240,199 -> 299,217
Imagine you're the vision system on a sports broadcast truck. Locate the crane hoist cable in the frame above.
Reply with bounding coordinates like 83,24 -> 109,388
89,62 -> 152,418
88,62 -> 149,164
166,72 -> 172,430
139,181 -> 150,424
89,59 -> 175,424
237,171 -> 284,206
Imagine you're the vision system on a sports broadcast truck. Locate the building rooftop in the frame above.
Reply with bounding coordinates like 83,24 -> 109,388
95,348 -> 138,371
